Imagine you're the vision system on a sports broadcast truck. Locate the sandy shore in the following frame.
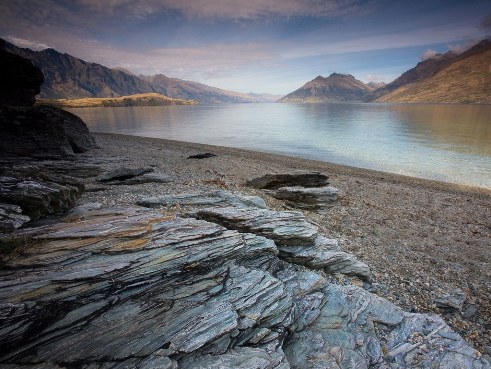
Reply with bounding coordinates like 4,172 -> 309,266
80,132 -> 491,353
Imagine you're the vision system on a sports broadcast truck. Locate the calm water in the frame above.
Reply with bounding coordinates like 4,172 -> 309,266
69,103 -> 491,189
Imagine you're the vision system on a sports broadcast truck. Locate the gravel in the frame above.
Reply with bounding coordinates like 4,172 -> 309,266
78,132 -> 491,352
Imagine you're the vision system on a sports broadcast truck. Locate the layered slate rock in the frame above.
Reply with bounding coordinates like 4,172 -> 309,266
138,190 -> 268,209
195,206 -> 371,280
0,203 -> 30,232
246,172 -> 329,190
271,185 -> 339,211
97,167 -> 173,185
0,204 -> 488,369
247,173 -> 339,212
0,207 -> 293,367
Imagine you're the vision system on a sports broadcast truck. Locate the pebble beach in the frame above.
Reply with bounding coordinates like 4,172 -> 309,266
77,132 -> 491,354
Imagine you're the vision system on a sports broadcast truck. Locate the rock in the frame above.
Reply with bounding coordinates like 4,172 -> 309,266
0,43 -> 44,107
97,167 -> 154,182
271,185 -> 339,211
103,173 -> 173,185
187,153 -> 217,159
0,203 -> 30,233
0,207 -> 293,367
0,46 -> 95,159
0,106 -> 96,159
433,288 -> 466,311
246,172 -> 329,189
195,206 -> 370,279
0,204 -> 488,369
462,304 -> 478,319
0,172 -> 84,221
138,190 -> 267,209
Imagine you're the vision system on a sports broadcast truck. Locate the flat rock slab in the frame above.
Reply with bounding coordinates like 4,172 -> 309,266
97,167 -> 154,182
246,172 -> 329,189
138,190 -> 268,209
271,185 -> 339,211
104,173 -> 173,185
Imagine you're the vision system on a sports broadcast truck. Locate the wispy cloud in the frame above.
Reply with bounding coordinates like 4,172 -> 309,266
3,36 -> 51,51
76,0 -> 373,19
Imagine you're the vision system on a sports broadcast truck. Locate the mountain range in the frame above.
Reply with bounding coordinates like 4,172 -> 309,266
281,39 -> 490,104
2,37 -> 489,105
1,39 -> 279,104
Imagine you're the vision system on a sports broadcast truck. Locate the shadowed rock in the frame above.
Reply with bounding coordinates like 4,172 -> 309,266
246,172 -> 329,190
0,42 -> 44,107
187,153 -> 217,159
0,203 -> 30,232
97,167 -> 154,182
271,185 -> 339,211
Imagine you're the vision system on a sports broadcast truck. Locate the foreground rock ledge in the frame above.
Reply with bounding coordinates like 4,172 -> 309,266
0,203 -> 488,369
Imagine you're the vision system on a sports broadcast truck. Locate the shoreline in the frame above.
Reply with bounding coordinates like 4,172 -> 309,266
79,132 -> 490,353
94,132 -> 490,196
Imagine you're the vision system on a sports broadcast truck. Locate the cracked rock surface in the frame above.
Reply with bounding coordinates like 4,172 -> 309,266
1,190 -> 488,369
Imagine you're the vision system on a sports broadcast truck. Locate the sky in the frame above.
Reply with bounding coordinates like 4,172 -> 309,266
1,0 -> 490,95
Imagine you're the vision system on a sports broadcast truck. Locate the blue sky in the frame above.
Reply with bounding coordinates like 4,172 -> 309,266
1,0 -> 490,94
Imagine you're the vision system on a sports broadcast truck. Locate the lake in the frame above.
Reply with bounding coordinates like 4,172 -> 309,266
69,103 -> 491,189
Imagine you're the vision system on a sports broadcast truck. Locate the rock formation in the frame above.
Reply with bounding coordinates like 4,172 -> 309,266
0,190 -> 488,368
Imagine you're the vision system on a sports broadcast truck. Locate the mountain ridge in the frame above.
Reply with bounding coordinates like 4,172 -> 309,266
1,39 -> 272,104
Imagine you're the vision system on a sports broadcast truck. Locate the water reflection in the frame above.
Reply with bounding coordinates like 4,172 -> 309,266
69,103 -> 491,188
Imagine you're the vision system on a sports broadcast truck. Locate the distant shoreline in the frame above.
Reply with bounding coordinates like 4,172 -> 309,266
37,93 -> 198,108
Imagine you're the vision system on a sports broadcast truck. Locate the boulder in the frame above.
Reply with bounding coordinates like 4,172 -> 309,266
0,203 -> 30,233
246,172 -> 329,189
0,105 -> 96,159
271,185 -> 339,211
0,46 -> 95,159
0,43 -> 44,107
434,288 -> 466,311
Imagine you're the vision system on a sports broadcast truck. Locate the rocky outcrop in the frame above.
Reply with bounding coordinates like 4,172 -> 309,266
0,200 -> 488,368
0,47 -> 96,159
96,167 -> 173,185
0,40 -> 44,107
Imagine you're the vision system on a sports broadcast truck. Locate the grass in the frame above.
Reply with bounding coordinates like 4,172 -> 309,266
37,93 -> 199,108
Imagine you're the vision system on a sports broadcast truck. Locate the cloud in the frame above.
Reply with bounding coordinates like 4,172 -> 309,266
3,36 -> 51,51
75,0 -> 371,19
420,48 -> 438,60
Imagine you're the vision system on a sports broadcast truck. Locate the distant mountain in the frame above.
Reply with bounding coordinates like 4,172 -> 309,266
374,39 -> 491,104
366,81 -> 386,90
1,39 -> 266,104
139,74 -> 268,104
246,92 -> 284,102
278,73 -> 373,103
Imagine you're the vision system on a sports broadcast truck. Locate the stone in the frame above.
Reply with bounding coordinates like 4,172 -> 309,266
433,288 -> 466,311
97,167 -> 154,182
0,172 -> 84,221
0,106 -> 96,159
103,173 -> 173,185
0,203 -> 30,233
246,172 -> 329,190
195,206 -> 370,280
0,203 -> 488,369
187,153 -> 217,159
138,190 -> 268,210
0,43 -> 44,107
271,185 -> 339,211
